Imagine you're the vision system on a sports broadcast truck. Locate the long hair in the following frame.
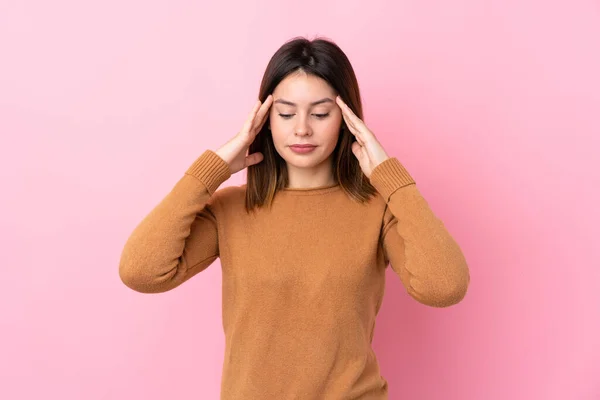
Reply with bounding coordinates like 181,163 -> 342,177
245,36 -> 377,212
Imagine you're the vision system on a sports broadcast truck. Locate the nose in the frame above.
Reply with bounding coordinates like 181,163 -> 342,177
294,115 -> 312,137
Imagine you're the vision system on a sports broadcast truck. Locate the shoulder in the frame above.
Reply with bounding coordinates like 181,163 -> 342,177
210,184 -> 247,211
339,188 -> 390,226
367,190 -> 387,208
363,189 -> 394,227
356,188 -> 387,215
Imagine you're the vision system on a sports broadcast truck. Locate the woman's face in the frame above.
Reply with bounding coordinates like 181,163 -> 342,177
269,72 -> 343,170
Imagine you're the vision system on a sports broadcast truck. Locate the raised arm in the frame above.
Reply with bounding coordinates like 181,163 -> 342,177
370,157 -> 471,308
119,150 -> 231,293
119,95 -> 273,293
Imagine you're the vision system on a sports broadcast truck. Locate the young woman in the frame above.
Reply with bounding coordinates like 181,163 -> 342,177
119,36 -> 470,399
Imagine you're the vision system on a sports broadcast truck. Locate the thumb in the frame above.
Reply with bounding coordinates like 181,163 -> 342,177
351,142 -> 370,172
245,152 -> 264,167
351,141 -> 364,160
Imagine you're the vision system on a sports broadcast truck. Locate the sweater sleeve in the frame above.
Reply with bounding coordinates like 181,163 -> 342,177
119,150 -> 232,294
369,157 -> 470,308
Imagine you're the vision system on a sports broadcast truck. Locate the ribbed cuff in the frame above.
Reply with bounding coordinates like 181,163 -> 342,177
369,157 -> 416,201
185,150 -> 232,195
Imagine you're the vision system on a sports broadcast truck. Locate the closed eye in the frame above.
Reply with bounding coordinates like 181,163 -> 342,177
278,113 -> 330,119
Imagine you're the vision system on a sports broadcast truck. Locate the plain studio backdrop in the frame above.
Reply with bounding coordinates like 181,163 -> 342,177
1,1 -> 599,399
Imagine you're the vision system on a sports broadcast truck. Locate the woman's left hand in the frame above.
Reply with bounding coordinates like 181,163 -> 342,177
336,96 -> 390,179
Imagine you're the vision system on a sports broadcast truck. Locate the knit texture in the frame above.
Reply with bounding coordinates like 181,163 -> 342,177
119,150 -> 471,399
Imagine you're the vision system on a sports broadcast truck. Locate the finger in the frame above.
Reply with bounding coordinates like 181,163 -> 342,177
243,100 -> 262,134
342,114 -> 365,146
337,96 -> 368,134
253,94 -> 273,132
351,141 -> 362,157
245,152 -> 264,167
254,95 -> 272,126
337,97 -> 366,141
351,142 -> 368,166
336,96 -> 358,122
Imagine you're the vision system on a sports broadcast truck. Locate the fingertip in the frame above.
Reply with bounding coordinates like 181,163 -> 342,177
260,95 -> 273,105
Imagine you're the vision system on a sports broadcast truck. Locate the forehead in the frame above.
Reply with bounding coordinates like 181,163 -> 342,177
272,72 -> 336,104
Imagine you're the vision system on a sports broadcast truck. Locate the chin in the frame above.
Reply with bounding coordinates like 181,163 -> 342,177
284,149 -> 332,169
286,160 -> 320,169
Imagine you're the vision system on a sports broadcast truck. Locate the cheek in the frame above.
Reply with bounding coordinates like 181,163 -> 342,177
269,127 -> 287,149
269,113 -> 287,135
323,117 -> 342,143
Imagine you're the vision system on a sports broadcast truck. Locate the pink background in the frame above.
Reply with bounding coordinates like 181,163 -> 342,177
1,1 -> 599,399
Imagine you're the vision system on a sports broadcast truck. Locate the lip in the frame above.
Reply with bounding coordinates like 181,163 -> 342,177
289,144 -> 317,154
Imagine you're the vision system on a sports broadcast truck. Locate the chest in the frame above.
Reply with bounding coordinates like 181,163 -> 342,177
217,199 -> 386,298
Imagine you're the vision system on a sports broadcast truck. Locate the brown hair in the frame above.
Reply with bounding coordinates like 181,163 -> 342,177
246,36 -> 377,212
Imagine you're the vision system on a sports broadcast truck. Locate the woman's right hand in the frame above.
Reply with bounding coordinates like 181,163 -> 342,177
215,95 -> 273,175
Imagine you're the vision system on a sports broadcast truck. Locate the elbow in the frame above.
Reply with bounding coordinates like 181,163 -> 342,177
118,257 -> 172,294
411,264 -> 471,308
436,271 -> 470,307
118,237 -> 183,293
119,261 -> 153,293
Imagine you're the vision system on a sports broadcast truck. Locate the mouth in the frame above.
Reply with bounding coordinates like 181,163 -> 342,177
289,144 -> 317,154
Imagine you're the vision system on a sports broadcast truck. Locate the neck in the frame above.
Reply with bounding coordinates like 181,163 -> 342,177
285,159 -> 336,189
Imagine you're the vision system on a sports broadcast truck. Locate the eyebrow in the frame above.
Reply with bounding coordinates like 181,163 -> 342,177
273,97 -> 334,107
